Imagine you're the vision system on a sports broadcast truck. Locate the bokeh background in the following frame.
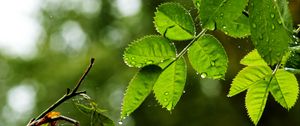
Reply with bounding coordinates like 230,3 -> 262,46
0,0 -> 299,126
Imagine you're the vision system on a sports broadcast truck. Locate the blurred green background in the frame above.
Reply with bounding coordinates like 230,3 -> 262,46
0,0 -> 299,126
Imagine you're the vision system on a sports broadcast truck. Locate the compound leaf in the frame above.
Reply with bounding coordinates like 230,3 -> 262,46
154,2 -> 195,40
123,35 -> 176,68
228,66 -> 272,97
188,34 -> 228,79
240,49 -> 267,66
246,81 -> 269,125
153,57 -> 187,111
249,0 -> 293,65
121,65 -> 162,119
194,0 -> 250,38
270,69 -> 299,109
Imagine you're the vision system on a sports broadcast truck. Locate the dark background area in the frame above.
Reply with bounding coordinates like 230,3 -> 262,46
0,0 -> 299,126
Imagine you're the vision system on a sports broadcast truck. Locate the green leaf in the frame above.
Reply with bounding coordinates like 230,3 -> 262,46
228,66 -> 272,97
240,49 -> 267,66
246,81 -> 269,125
154,2 -> 195,40
121,65 -> 162,119
195,0 -> 250,38
270,69 -> 299,109
123,35 -> 176,68
153,57 -> 187,111
249,0 -> 293,65
188,34 -> 228,79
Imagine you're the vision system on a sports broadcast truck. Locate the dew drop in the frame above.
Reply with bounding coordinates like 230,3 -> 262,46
270,14 -> 275,18
131,57 -> 135,60
222,25 -> 227,29
131,61 -> 136,65
118,121 -> 123,125
196,1 -> 201,7
252,23 -> 256,28
237,46 -> 241,49
220,13 -> 224,19
200,73 -> 207,78
164,99 -> 168,102
211,61 -> 215,66
277,20 -> 282,25
271,24 -> 275,30
146,60 -> 153,64
183,90 -> 186,93
164,92 -> 169,96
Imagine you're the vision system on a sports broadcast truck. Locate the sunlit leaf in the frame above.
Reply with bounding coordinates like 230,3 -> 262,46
246,80 -> 269,125
188,34 -> 228,79
194,0 -> 250,38
154,2 -> 195,40
121,65 -> 162,119
228,66 -> 272,97
123,35 -> 176,68
240,49 -> 267,66
270,69 -> 299,109
153,57 -> 187,111
249,0 -> 293,65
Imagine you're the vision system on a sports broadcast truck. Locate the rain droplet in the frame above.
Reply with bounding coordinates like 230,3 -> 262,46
220,13 -> 224,19
277,20 -> 282,25
183,90 -> 186,93
222,25 -> 227,29
271,24 -> 275,30
196,1 -> 200,7
131,61 -> 136,65
118,121 -> 123,125
270,14 -> 275,18
252,23 -> 256,28
164,99 -> 168,102
131,57 -> 135,60
238,46 -> 241,49
211,61 -> 215,66
146,60 -> 153,64
200,73 -> 207,78
164,92 -> 169,96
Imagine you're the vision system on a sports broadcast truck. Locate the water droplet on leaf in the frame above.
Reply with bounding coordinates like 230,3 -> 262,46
146,60 -> 153,64
200,73 -> 207,78
164,92 -> 169,96
271,24 -> 275,30
252,23 -> 256,28
164,99 -> 168,102
270,14 -> 275,18
118,121 -> 123,125
211,61 -> 215,66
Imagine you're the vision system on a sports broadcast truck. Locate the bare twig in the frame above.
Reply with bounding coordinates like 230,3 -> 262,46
28,58 -> 95,126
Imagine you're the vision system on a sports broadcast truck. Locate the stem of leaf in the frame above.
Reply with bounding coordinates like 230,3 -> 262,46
163,29 -> 207,70
35,58 -> 95,120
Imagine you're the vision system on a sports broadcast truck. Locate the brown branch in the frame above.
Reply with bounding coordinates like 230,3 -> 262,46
32,58 -> 95,122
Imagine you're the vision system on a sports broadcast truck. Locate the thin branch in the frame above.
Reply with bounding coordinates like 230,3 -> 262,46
163,29 -> 207,70
35,58 -> 95,120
